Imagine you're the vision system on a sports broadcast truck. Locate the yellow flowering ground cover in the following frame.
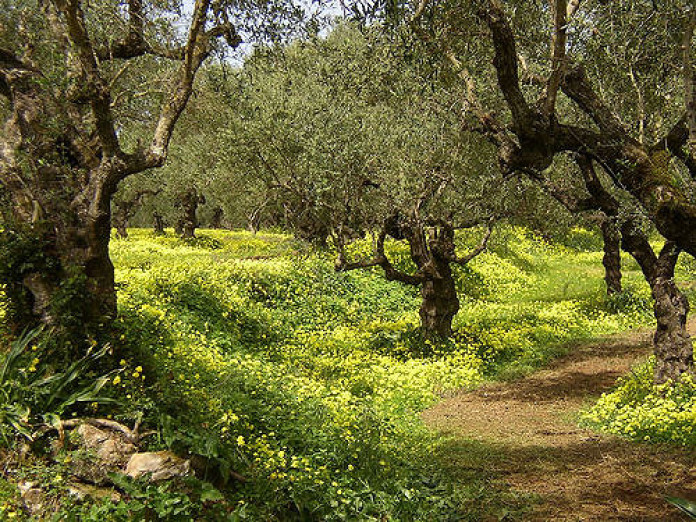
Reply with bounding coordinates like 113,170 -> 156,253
1,226 -> 677,520
581,358 -> 696,444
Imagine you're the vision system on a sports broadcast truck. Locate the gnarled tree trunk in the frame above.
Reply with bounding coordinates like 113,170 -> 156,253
600,219 -> 622,295
17,190 -> 117,330
211,207 -> 224,229
0,1 -> 238,340
113,189 -> 159,239
153,212 -> 165,235
652,276 -> 692,384
176,188 -> 205,239
622,223 -> 693,384
336,212 -> 492,340
419,259 -> 459,339
113,211 -> 129,239
648,242 -> 693,384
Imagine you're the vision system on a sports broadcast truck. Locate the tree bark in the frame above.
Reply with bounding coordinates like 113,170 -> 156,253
113,189 -> 159,239
538,155 -> 692,383
113,211 -> 129,239
336,213 -> 491,340
153,212 -> 165,235
176,188 -> 204,239
419,259 -> 459,339
22,199 -> 117,329
600,219 -> 622,295
621,227 -> 693,384
0,1 -> 239,339
652,276 -> 692,384
210,207 -> 224,229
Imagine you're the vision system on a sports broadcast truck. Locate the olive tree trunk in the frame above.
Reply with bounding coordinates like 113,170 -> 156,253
0,1 -> 239,341
336,214 -> 492,341
622,225 -> 693,384
600,219 -> 622,295
419,260 -> 460,339
113,211 -> 129,239
211,207 -> 224,229
652,277 -> 692,383
22,196 -> 117,329
153,212 -> 165,235
176,189 -> 205,239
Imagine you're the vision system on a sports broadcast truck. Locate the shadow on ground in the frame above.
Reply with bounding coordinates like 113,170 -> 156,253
425,326 -> 696,521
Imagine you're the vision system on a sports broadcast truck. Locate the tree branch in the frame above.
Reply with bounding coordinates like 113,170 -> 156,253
335,222 -> 425,286
655,114 -> 696,177
575,154 -> 620,215
655,241 -> 681,280
53,0 -> 121,157
0,49 -> 38,98
450,221 -> 493,266
566,0 -> 581,19
480,0 -> 535,132
410,0 -> 502,140
561,63 -> 625,137
684,8 -> 696,158
143,0 -> 241,174
542,0 -> 569,118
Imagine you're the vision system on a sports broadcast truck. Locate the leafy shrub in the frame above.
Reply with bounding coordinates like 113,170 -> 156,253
0,328 -> 118,444
0,225 -> 58,330
181,234 -> 223,250
557,226 -> 604,252
601,287 -> 652,316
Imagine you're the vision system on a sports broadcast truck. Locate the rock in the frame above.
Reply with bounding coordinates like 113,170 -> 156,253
125,451 -> 190,481
18,443 -> 32,462
18,482 -> 44,516
68,482 -> 121,502
77,424 -> 137,467
70,457 -> 113,486
17,480 -> 36,495
69,423 -> 138,485
96,437 -> 137,467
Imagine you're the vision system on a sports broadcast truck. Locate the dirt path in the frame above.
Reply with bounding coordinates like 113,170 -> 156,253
424,324 -> 696,521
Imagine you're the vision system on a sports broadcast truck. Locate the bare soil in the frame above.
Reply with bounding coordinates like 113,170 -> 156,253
423,323 -> 696,521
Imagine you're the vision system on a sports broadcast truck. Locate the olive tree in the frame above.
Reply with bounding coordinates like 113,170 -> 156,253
381,0 -> 696,381
0,0 -> 307,339
217,25 -> 518,337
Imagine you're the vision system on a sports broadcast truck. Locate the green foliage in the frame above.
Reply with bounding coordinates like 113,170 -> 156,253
0,224 -> 102,340
557,227 -> 605,252
0,328 -> 118,444
601,287 -> 652,316
666,496 -> 696,519
48,267 -> 92,335
55,474 -> 228,522
581,359 -> 696,444
0,224 -> 57,329
180,235 -> 223,250
102,226 -> 654,519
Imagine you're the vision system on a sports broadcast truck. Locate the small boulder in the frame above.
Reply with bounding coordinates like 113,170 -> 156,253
125,451 -> 190,481
77,424 -> 137,467
68,482 -> 122,502
18,481 -> 45,516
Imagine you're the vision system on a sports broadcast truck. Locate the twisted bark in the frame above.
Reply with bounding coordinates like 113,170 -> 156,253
175,188 -> 205,239
336,213 -> 492,338
599,219 -> 622,295
0,1 -> 238,336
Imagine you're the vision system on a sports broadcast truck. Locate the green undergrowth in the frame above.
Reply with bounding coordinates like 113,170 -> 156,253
0,226 -> 675,519
580,358 -> 696,445
105,226 -> 658,519
579,254 -> 696,446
